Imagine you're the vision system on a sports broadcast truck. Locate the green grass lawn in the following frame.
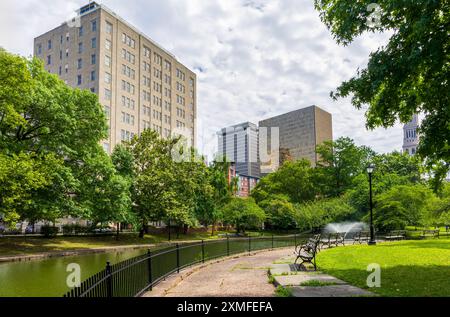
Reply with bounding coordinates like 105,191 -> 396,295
316,238 -> 450,297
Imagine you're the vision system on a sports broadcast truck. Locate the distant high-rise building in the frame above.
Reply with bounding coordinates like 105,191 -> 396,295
217,122 -> 260,178
402,114 -> 419,155
33,2 -> 197,153
258,105 -> 332,173
216,106 -> 333,177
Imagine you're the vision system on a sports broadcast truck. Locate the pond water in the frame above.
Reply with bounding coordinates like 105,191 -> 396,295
0,248 -> 147,297
0,235 -> 300,297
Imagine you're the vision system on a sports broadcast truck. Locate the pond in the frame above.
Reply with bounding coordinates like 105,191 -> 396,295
0,248 -> 148,297
0,235 -> 300,297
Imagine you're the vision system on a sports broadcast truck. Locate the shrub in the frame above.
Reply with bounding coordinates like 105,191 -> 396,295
295,196 -> 356,232
367,184 -> 436,231
62,224 -> 88,235
40,225 -> 59,238
221,197 -> 266,233
258,195 -> 297,230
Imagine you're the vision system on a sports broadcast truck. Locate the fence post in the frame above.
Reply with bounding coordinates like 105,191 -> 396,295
226,235 -> 230,256
106,261 -> 112,298
248,235 -> 251,253
272,234 -> 274,249
201,240 -> 205,263
147,249 -> 153,291
176,243 -> 180,273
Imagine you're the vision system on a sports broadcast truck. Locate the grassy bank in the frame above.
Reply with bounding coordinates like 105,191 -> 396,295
316,238 -> 450,296
0,230 -> 293,257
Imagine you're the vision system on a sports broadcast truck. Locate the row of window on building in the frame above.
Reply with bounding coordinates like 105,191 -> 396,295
405,129 -> 417,139
37,19 -> 97,53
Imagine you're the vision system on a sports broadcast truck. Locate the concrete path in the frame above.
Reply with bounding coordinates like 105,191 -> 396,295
144,248 -> 293,297
269,256 -> 375,297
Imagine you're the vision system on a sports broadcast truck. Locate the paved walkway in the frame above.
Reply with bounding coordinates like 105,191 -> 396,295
269,255 -> 375,297
144,248 -> 293,297
144,244 -> 376,297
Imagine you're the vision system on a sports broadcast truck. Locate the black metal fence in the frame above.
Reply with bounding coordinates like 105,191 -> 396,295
63,234 -> 305,297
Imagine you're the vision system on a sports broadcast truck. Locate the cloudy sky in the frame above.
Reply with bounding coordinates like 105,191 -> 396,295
0,0 -> 404,159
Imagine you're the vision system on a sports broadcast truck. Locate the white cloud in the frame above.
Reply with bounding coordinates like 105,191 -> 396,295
0,0 -> 404,160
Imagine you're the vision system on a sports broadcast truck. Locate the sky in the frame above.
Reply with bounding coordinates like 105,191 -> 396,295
0,0 -> 405,160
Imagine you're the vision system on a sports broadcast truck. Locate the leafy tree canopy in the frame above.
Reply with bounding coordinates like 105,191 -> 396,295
252,159 -> 319,204
314,0 -> 450,179
316,137 -> 374,196
222,197 -> 266,233
0,50 -> 109,224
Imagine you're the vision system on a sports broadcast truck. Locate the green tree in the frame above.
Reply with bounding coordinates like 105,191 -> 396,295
259,195 -> 297,230
126,129 -> 192,237
252,159 -> 318,204
78,148 -> 133,237
314,0 -> 450,183
347,151 -> 424,217
369,184 -> 435,230
0,153 -> 59,224
424,183 -> 450,227
0,50 -> 109,224
194,160 -> 231,236
372,201 -> 409,231
111,143 -> 135,179
316,137 -> 374,196
372,151 -> 423,183
295,196 -> 356,232
222,197 -> 266,233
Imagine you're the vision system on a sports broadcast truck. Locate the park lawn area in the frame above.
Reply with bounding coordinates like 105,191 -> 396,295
316,238 -> 450,297
405,226 -> 449,239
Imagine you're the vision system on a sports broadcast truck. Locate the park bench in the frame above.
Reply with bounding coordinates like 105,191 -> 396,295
294,234 -> 320,270
335,232 -> 346,247
353,231 -> 370,244
385,230 -> 406,241
421,229 -> 440,239
319,232 -> 346,250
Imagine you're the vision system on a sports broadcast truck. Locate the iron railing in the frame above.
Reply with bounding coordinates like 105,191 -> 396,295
63,234 -> 305,297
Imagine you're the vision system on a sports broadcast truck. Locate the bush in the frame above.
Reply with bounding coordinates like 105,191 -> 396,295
295,196 -> 356,232
368,184 -> 435,231
222,197 -> 266,233
40,225 -> 59,238
258,195 -> 297,230
371,201 -> 409,231
62,224 -> 88,235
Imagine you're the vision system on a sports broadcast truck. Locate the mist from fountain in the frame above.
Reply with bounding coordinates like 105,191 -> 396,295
323,221 -> 368,239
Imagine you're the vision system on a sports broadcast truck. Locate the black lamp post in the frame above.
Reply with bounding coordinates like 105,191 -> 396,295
168,218 -> 171,241
367,164 -> 376,245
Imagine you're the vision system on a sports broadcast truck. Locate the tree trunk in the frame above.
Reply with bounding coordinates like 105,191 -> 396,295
139,220 -> 145,238
116,222 -> 120,241
211,222 -> 215,236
